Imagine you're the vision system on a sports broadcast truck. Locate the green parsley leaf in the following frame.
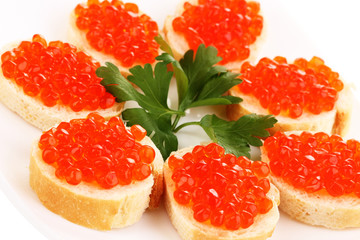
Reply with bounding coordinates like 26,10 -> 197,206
186,71 -> 242,108
155,37 -> 242,109
155,35 -> 189,104
98,39 -> 277,160
199,114 -> 278,158
97,62 -> 183,118
96,62 -> 137,102
156,53 -> 189,105
122,108 -> 177,158
177,45 -> 242,111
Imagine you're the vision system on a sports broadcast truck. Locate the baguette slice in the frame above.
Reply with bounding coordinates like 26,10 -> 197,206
68,7 -> 161,77
163,0 -> 265,70
164,147 -> 280,240
30,128 -> 163,230
0,44 -> 124,131
227,80 -> 353,137
261,131 -> 360,229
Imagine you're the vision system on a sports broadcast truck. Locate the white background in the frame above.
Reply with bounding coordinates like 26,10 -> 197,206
0,0 -> 359,239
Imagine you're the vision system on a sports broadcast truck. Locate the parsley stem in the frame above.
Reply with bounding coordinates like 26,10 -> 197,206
171,115 -> 182,131
173,121 -> 201,133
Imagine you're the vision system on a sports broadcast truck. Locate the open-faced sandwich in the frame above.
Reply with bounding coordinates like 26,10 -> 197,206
30,113 -> 164,230
227,57 -> 352,136
0,34 -> 123,130
69,0 -> 161,76
164,143 -> 280,240
164,0 -> 264,70
261,131 -> 360,229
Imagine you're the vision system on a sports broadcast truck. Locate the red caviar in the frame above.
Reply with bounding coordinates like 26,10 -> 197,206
236,57 -> 343,118
172,0 -> 263,64
264,131 -> 360,198
1,34 -> 115,111
39,113 -> 155,189
169,143 -> 273,230
74,0 -> 159,67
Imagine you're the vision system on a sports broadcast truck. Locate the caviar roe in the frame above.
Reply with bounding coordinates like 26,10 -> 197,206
172,0 -> 263,64
0,34 -> 115,111
236,56 -> 343,118
264,131 -> 360,198
74,0 -> 159,67
169,143 -> 273,230
39,113 -> 155,189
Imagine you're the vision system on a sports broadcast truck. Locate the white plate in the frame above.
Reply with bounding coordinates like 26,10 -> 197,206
0,0 -> 360,239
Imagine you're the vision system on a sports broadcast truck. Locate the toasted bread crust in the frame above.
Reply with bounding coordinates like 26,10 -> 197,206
227,83 -> 353,137
149,166 -> 164,209
164,147 -> 280,240
332,84 -> 353,136
163,0 -> 265,70
261,135 -> 360,229
140,135 -> 164,209
30,132 -> 163,230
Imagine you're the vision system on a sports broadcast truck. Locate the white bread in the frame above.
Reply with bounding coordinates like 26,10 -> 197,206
0,43 -> 124,131
163,0 -> 265,70
260,132 -> 360,229
227,81 -> 353,137
164,147 -> 280,240
68,9 -> 161,77
30,130 -> 164,230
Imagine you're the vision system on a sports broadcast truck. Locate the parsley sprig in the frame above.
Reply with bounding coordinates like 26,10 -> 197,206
97,36 -> 277,159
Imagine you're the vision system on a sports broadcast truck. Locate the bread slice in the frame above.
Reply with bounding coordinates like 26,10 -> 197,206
163,0 -> 265,70
164,147 -> 280,240
68,9 -> 161,77
260,132 -> 360,229
0,43 -> 124,131
29,131 -> 163,230
227,82 -> 353,137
